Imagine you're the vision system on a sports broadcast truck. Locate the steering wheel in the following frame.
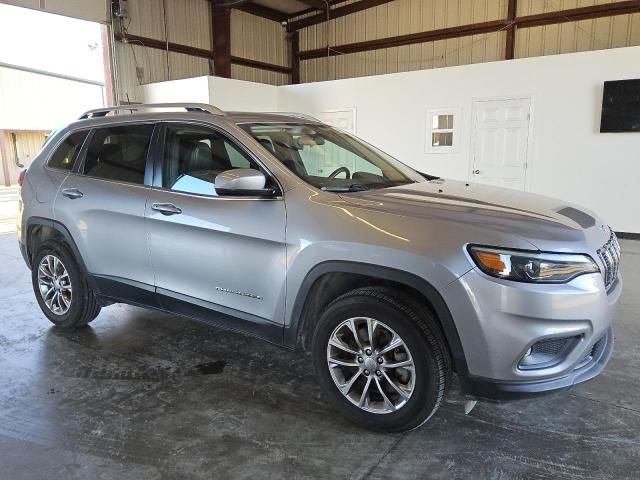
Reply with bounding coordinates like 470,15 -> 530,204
327,166 -> 351,180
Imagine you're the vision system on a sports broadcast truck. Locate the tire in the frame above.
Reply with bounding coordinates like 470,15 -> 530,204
312,286 -> 451,432
31,241 -> 101,328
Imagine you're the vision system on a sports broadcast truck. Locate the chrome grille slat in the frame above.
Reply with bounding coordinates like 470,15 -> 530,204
597,230 -> 621,291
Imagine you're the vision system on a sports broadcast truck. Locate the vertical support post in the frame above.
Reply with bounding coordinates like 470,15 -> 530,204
212,6 -> 231,78
101,24 -> 115,106
289,30 -> 300,84
505,0 -> 517,60
0,130 -> 11,186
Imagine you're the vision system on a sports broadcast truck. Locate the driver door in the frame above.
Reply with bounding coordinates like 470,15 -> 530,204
145,122 -> 287,337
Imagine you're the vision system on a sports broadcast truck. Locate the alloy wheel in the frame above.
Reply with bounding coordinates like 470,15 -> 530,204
326,317 -> 416,414
37,254 -> 72,315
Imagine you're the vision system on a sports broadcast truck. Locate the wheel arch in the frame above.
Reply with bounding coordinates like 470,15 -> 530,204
285,261 -> 469,375
25,217 -> 96,291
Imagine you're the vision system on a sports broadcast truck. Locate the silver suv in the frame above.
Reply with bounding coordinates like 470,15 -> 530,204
18,103 -> 621,432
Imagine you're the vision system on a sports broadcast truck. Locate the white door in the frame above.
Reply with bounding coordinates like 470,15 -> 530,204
471,98 -> 531,190
312,109 -> 357,176
317,109 -> 356,134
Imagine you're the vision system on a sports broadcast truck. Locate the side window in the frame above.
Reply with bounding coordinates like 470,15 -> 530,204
82,124 -> 154,184
162,125 -> 262,196
48,131 -> 89,171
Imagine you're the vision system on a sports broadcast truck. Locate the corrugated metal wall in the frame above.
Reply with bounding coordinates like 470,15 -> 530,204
1,130 -> 47,185
111,0 -> 640,96
299,0 -> 508,82
297,0 -> 640,83
113,0 -> 211,102
515,0 -> 640,58
231,10 -> 290,86
113,1 -> 290,102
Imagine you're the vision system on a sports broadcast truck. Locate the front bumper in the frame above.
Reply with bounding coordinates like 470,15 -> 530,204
459,327 -> 613,400
442,268 -> 620,400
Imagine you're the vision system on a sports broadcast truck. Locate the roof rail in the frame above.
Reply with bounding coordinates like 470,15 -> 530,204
262,112 -> 322,123
79,103 -> 226,120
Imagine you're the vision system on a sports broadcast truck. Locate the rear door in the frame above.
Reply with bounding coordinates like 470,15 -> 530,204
145,122 -> 287,336
54,123 -> 157,301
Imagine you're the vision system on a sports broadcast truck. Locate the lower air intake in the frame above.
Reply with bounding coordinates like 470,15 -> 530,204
519,336 -> 580,370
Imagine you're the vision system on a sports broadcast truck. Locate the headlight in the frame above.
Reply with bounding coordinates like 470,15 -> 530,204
468,246 -> 599,283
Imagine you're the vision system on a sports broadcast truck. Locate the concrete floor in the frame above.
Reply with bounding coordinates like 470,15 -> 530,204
0,232 -> 639,480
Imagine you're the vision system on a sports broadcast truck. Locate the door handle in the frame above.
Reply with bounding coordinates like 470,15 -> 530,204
61,188 -> 84,199
473,170 -> 480,175
151,203 -> 182,216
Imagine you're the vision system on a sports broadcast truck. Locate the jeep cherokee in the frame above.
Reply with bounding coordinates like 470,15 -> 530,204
17,103 -> 621,432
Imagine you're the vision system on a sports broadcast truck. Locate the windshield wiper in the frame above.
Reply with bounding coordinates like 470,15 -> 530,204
321,183 -> 370,192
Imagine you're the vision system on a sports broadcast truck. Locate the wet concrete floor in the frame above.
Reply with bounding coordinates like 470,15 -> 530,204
1,233 -> 639,479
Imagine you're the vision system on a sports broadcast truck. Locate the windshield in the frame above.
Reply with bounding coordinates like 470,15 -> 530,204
240,123 -> 425,191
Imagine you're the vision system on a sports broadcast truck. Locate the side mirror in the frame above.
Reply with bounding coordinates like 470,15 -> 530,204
214,169 -> 276,197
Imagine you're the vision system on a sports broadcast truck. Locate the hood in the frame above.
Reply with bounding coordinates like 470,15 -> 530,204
338,179 -> 610,252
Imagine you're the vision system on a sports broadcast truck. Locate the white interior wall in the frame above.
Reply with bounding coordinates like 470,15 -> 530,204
144,76 -> 279,112
143,76 -> 212,104
143,46 -> 640,233
279,46 -> 640,234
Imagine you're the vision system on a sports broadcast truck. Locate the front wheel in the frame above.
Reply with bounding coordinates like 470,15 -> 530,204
312,287 -> 451,432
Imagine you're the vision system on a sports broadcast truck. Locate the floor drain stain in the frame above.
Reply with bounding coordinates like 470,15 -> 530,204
194,360 -> 226,375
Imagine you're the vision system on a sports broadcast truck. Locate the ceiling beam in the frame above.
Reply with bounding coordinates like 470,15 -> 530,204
297,0 -> 329,11
288,0 -> 396,31
233,2 -> 288,23
292,0 -> 345,17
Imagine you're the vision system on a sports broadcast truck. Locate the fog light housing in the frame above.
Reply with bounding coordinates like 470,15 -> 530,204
519,336 -> 580,370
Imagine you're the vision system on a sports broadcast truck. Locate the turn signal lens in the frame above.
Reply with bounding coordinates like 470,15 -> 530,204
468,246 -> 599,283
474,251 -> 507,273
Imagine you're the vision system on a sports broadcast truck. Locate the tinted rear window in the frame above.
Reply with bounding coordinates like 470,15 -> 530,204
83,124 -> 154,184
48,131 -> 89,171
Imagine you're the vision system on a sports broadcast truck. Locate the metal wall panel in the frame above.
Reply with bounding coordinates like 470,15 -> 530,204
231,10 -> 289,72
113,0 -> 640,93
301,30 -> 505,82
517,0 -> 621,15
3,130 -> 48,184
120,0 -> 165,39
299,0 -> 507,82
515,6 -> 640,58
114,2 -> 290,101
166,0 -> 211,49
231,64 -> 290,86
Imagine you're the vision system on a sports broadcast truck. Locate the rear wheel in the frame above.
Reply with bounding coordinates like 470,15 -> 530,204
32,242 -> 101,328
312,287 -> 451,432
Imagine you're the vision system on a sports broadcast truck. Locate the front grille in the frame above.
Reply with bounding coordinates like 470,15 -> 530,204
597,230 -> 621,290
